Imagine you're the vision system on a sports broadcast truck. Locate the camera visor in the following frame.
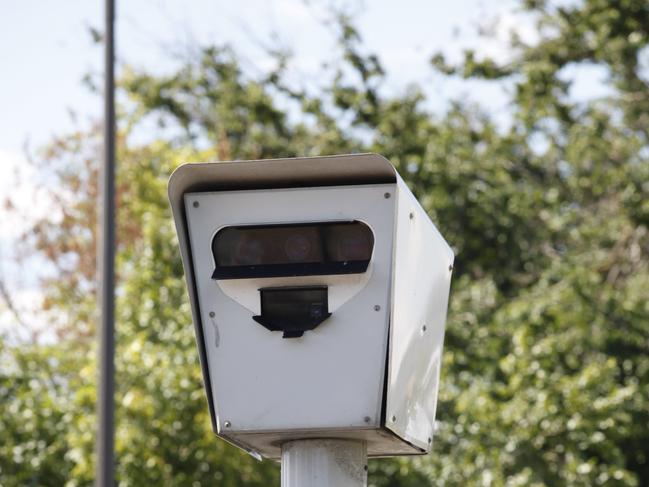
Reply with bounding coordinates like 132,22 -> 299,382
212,221 -> 374,279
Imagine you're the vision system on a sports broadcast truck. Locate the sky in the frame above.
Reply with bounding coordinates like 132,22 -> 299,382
1,0 -> 596,338
0,0 -> 528,155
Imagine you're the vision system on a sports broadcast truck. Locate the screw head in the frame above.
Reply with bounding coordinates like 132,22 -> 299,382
364,416 -> 371,423
209,311 -> 215,318
374,305 -> 381,311
193,201 -> 199,208
422,325 -> 427,333
409,212 -> 414,220
428,437 -> 432,444
224,421 -> 231,428
391,415 -> 397,422
384,192 -> 391,199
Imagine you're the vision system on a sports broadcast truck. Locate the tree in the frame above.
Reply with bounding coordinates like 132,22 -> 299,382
1,1 -> 647,485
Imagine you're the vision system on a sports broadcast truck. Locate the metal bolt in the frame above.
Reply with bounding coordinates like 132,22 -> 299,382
374,305 -> 381,311
409,212 -> 414,220
422,325 -> 427,333
448,264 -> 454,272
364,416 -> 371,423
224,421 -> 231,428
391,415 -> 397,422
193,201 -> 199,208
209,311 -> 215,318
384,192 -> 391,199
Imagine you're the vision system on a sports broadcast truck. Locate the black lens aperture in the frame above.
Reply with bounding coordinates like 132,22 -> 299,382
212,221 -> 373,280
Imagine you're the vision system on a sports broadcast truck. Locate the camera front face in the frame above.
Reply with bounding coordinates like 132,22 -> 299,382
183,183 -> 395,434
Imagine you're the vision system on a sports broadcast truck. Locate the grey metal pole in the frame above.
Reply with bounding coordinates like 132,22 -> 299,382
281,439 -> 367,487
96,0 -> 116,484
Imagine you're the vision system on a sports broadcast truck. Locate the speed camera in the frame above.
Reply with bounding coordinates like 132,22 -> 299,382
168,153 -> 454,460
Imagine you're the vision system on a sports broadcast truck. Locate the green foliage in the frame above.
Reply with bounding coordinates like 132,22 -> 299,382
0,341 -> 78,485
1,0 -> 647,485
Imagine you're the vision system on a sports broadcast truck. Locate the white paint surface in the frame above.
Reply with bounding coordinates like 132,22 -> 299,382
385,177 -> 454,450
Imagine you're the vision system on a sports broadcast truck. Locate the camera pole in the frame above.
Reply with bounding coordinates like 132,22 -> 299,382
281,439 -> 367,487
96,0 -> 116,485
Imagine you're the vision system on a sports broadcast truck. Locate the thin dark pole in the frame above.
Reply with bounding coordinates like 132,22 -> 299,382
97,0 -> 116,484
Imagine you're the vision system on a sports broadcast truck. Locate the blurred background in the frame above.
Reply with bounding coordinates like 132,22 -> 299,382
1,0 -> 648,485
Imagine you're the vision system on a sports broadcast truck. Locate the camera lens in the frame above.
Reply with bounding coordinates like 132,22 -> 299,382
284,234 -> 313,262
309,304 -> 325,320
233,237 -> 265,265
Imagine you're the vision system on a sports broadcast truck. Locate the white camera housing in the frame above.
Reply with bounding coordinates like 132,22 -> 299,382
168,154 -> 454,459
